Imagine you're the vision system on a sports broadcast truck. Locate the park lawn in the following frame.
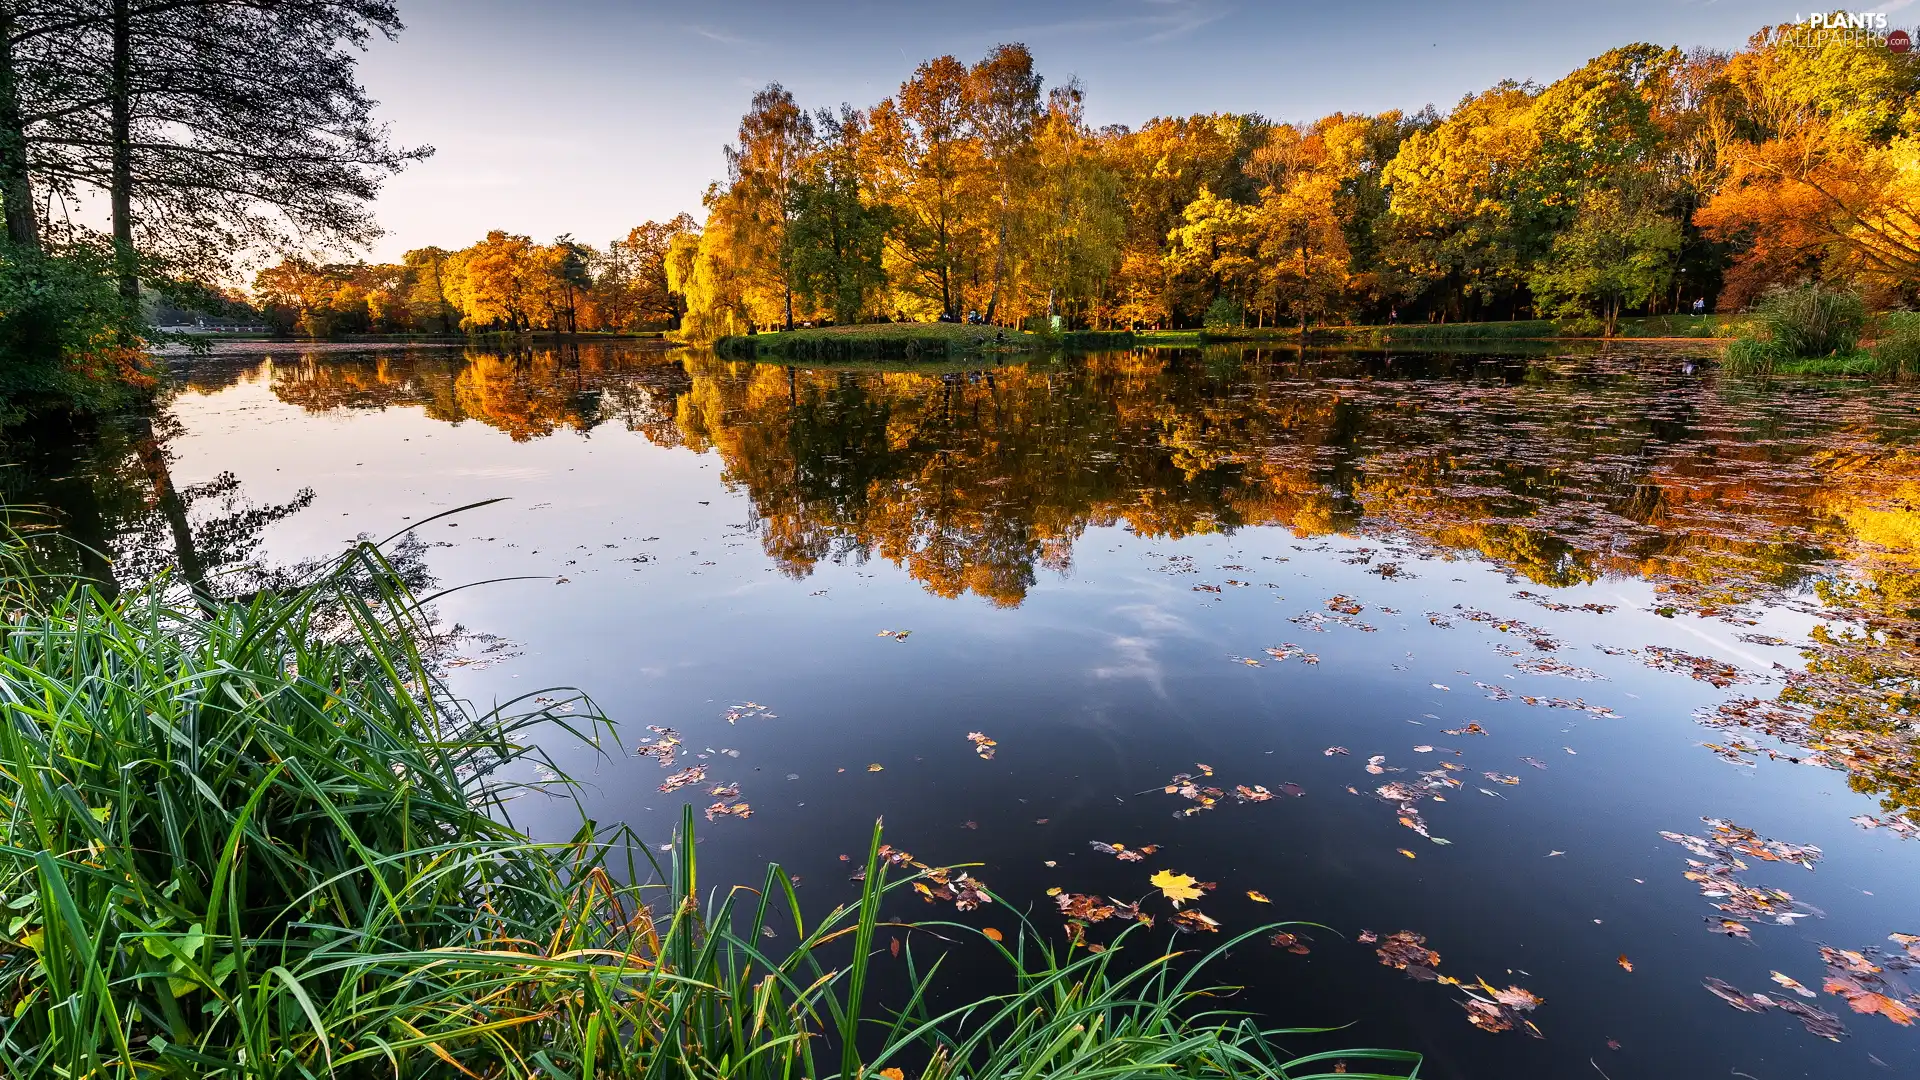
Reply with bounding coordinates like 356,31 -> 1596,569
715,322 -> 1042,359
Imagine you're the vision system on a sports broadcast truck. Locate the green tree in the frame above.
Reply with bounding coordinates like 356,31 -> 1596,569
788,106 -> 888,325
1528,188 -> 1680,335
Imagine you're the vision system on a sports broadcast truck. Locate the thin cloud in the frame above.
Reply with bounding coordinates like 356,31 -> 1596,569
686,23 -> 760,49
1005,1 -> 1229,45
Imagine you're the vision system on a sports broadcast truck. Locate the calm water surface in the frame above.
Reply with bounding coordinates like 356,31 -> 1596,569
11,340 -> 1920,1079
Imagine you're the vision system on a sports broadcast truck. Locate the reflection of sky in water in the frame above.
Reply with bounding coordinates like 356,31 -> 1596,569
58,347 -> 1920,1078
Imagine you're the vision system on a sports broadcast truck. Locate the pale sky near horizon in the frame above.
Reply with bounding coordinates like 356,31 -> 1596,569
349,0 -> 1900,262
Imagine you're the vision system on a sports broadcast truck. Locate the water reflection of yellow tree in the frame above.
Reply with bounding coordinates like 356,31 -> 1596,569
252,345 -> 1919,816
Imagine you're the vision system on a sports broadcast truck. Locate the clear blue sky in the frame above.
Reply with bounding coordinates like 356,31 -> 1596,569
353,0 -> 1852,260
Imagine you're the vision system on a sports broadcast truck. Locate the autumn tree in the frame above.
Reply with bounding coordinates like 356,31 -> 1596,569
597,215 -> 698,330
724,84 -> 813,329
1022,81 -> 1123,325
965,43 -> 1041,323
872,56 -> 985,320
1695,25 -> 1920,305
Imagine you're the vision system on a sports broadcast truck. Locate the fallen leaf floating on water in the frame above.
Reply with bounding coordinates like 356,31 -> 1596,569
705,800 -> 752,821
1235,784 -> 1276,802
981,927 -> 1003,942
1771,971 -> 1817,998
878,1069 -> 905,1080
1247,890 -> 1271,903
867,763 -> 884,772
1617,955 -> 1633,973
1702,977 -> 1848,1041
1398,848 -> 1418,859
1324,746 -> 1349,756
1702,976 -> 1772,1013
1269,931 -> 1311,954
1264,643 -> 1321,665
1090,841 -> 1158,862
876,629 -> 911,642
1375,931 -> 1442,980
1150,869 -> 1207,906
1413,745 -> 1434,753
658,766 -> 707,793
1169,909 -> 1220,933
1894,933 -> 1920,962
707,782 -> 740,799
1442,723 -> 1487,736
966,731 -> 997,760
1459,980 -> 1546,1038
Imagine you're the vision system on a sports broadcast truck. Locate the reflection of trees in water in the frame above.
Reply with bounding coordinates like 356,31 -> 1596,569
0,410 -> 312,599
234,341 -> 1920,818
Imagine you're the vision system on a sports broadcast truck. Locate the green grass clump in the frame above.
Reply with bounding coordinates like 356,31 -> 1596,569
0,524 -> 1420,1079
715,322 -> 1040,360
1753,282 -> 1866,358
1870,311 -> 1920,378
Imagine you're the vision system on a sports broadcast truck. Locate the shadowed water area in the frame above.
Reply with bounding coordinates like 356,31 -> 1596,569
8,339 -> 1919,1078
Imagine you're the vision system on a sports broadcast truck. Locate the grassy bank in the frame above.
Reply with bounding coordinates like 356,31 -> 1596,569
1719,287 -> 1917,379
0,524 -> 1418,1079
714,323 -> 1042,360
1135,315 -> 1757,347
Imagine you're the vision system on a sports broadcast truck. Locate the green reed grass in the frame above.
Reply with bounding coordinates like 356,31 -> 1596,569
0,526 -> 1420,1079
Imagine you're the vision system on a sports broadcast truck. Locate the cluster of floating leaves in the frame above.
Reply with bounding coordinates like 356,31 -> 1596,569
658,765 -> 708,794
1090,840 -> 1158,862
1704,936 -> 1920,1040
1660,819 -> 1822,937
635,725 -> 682,767
703,781 -> 751,821
1161,765 -> 1297,817
869,844 -> 992,913
966,731 -> 997,760
1360,929 -> 1543,1037
723,701 -> 777,723
1638,646 -> 1760,689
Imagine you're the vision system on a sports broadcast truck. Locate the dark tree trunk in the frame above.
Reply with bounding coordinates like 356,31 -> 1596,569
0,8 -> 39,251
110,0 -> 138,307
133,421 -> 210,610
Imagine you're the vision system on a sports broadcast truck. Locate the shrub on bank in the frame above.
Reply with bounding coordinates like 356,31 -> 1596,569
0,241 -> 155,424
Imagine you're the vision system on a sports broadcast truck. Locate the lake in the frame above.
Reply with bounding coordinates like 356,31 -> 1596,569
9,339 -> 1918,1079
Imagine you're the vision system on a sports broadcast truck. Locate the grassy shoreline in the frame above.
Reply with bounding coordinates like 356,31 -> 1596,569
712,324 -> 1141,360
0,526 -> 1418,1079
1133,314 -> 1758,347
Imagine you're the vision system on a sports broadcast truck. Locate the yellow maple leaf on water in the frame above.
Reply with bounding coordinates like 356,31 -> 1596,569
1150,869 -> 1204,906
1247,890 -> 1271,903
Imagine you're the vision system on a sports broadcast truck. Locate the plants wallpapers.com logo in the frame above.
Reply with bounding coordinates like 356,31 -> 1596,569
1783,11 -> 1913,49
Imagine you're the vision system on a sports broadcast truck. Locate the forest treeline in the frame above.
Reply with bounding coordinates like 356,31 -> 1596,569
252,19 -> 1920,340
